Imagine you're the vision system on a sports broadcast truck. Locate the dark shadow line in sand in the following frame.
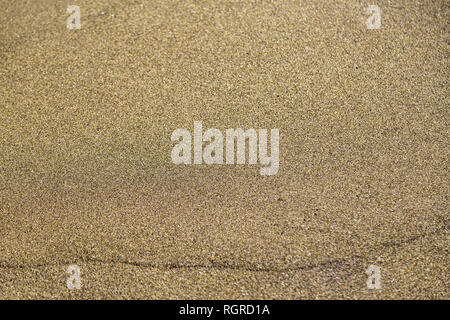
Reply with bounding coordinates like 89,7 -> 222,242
0,222 -> 447,272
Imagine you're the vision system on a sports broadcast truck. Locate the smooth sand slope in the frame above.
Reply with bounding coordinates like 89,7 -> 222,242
0,0 -> 448,299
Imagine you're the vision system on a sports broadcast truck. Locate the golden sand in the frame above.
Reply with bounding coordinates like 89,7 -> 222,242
0,0 -> 448,299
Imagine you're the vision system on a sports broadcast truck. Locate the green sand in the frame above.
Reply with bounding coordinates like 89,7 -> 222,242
0,0 -> 448,299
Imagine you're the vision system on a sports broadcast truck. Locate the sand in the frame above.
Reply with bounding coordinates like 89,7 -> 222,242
0,0 -> 448,299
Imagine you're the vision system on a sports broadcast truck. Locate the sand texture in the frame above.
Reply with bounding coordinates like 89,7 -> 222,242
0,0 -> 448,299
